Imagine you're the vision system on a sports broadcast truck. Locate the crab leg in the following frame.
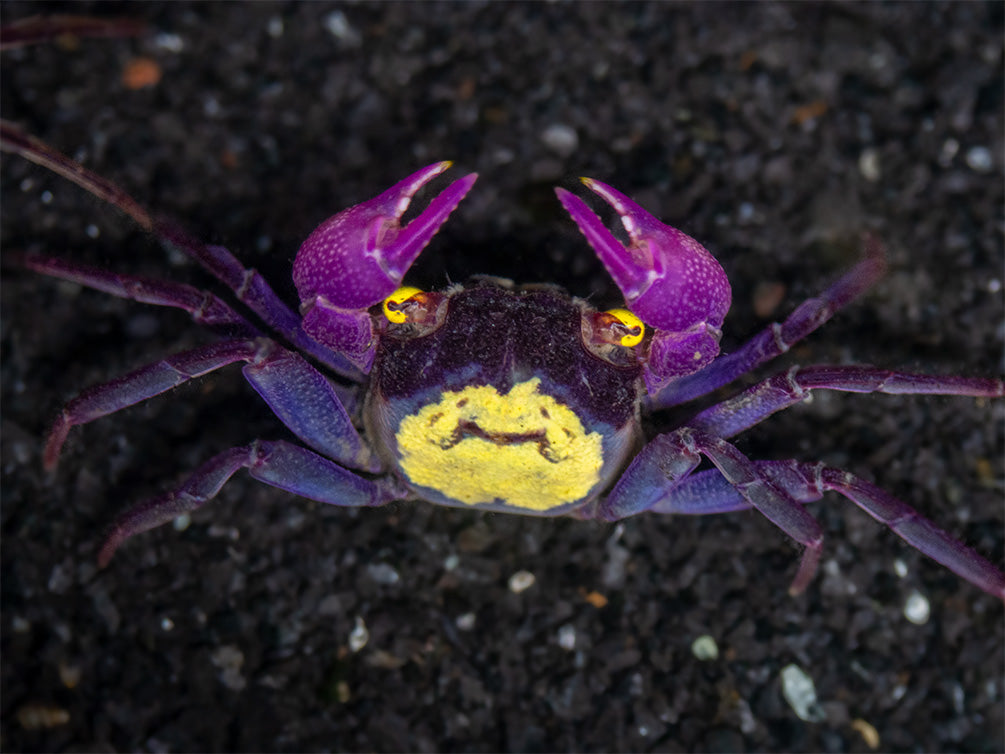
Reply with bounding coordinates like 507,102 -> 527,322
45,338 -> 378,473
15,254 -> 258,336
0,120 -> 362,380
602,428 -> 826,594
652,236 -> 888,408
687,365 -> 1004,438
98,439 -> 404,567
0,15 -> 146,50
647,462 -> 1005,599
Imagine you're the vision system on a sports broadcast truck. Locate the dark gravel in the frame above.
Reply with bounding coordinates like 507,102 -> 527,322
2,3 -> 1002,752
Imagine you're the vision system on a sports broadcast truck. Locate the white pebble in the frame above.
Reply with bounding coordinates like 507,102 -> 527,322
541,124 -> 579,158
508,570 -> 536,593
965,145 -> 992,173
455,612 -> 476,631
781,664 -> 826,722
691,634 -> 719,661
348,616 -> 369,652
858,148 -> 881,182
557,624 -> 576,651
904,589 -> 930,625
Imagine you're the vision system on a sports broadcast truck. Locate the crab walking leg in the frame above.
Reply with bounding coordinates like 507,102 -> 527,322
0,15 -> 146,50
45,338 -> 378,473
688,365 -> 1005,439
648,463 -> 1005,599
16,254 -> 259,336
98,439 -> 402,567
652,238 -> 887,408
603,429 -> 826,594
0,120 -> 361,380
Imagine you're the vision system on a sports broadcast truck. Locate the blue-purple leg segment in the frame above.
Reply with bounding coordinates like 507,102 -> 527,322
649,462 -> 1005,599
0,120 -> 362,380
16,254 -> 258,336
602,428 -> 825,594
45,338 -> 375,473
652,236 -> 888,408
689,365 -> 1005,438
98,439 -> 403,567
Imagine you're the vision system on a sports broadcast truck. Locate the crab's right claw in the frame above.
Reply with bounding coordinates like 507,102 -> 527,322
557,179 -> 733,390
293,163 -> 477,371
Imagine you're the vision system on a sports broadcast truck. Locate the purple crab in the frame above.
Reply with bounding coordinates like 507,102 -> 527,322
3,120 -> 1003,599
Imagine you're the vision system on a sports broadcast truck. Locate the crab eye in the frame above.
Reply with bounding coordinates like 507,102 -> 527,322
603,308 -> 645,347
382,286 -> 425,323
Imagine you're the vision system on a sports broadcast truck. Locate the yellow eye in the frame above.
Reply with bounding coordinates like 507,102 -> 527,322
604,308 -> 645,347
382,286 -> 424,323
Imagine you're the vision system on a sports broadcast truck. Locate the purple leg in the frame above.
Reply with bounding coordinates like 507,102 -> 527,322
0,15 -> 146,50
652,236 -> 887,408
602,428 -> 825,594
650,462 -> 1005,599
16,254 -> 258,336
688,364 -> 1004,438
98,439 -> 405,566
46,338 -> 377,473
0,120 -> 362,380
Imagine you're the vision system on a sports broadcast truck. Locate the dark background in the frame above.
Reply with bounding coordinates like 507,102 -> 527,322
2,3 -> 1002,752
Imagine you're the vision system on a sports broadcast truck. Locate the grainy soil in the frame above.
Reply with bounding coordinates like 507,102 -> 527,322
2,3 -> 1002,752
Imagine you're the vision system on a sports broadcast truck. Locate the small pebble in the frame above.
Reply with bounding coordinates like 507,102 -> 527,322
557,624 -> 576,651
17,705 -> 70,730
851,718 -> 880,750
858,148 -> 881,182
781,663 -> 826,722
348,616 -> 369,652
455,612 -> 476,631
965,145 -> 992,173
508,570 -> 536,593
691,635 -> 719,661
541,124 -> 579,158
904,589 -> 930,625
58,662 -> 81,689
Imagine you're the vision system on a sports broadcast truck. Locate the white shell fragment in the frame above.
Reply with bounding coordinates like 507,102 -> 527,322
781,663 -> 826,722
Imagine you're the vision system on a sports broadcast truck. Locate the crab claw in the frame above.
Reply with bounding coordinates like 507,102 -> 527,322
294,162 -> 477,309
292,162 -> 477,371
555,178 -> 731,333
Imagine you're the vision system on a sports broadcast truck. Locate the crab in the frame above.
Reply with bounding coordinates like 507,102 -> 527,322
3,119 -> 1004,599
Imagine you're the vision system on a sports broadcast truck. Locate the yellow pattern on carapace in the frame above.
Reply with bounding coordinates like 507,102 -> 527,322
396,378 -> 604,511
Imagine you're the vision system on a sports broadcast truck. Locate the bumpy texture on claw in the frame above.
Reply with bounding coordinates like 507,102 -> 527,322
555,178 -> 731,332
293,162 -> 478,311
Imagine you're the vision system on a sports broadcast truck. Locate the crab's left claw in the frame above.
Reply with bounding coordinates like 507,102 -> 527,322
556,179 -> 732,391
293,163 -> 477,371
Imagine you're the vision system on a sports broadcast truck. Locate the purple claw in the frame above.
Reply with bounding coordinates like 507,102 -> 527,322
556,178 -> 731,332
292,162 -> 476,371
557,178 -> 733,389
293,162 -> 478,311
